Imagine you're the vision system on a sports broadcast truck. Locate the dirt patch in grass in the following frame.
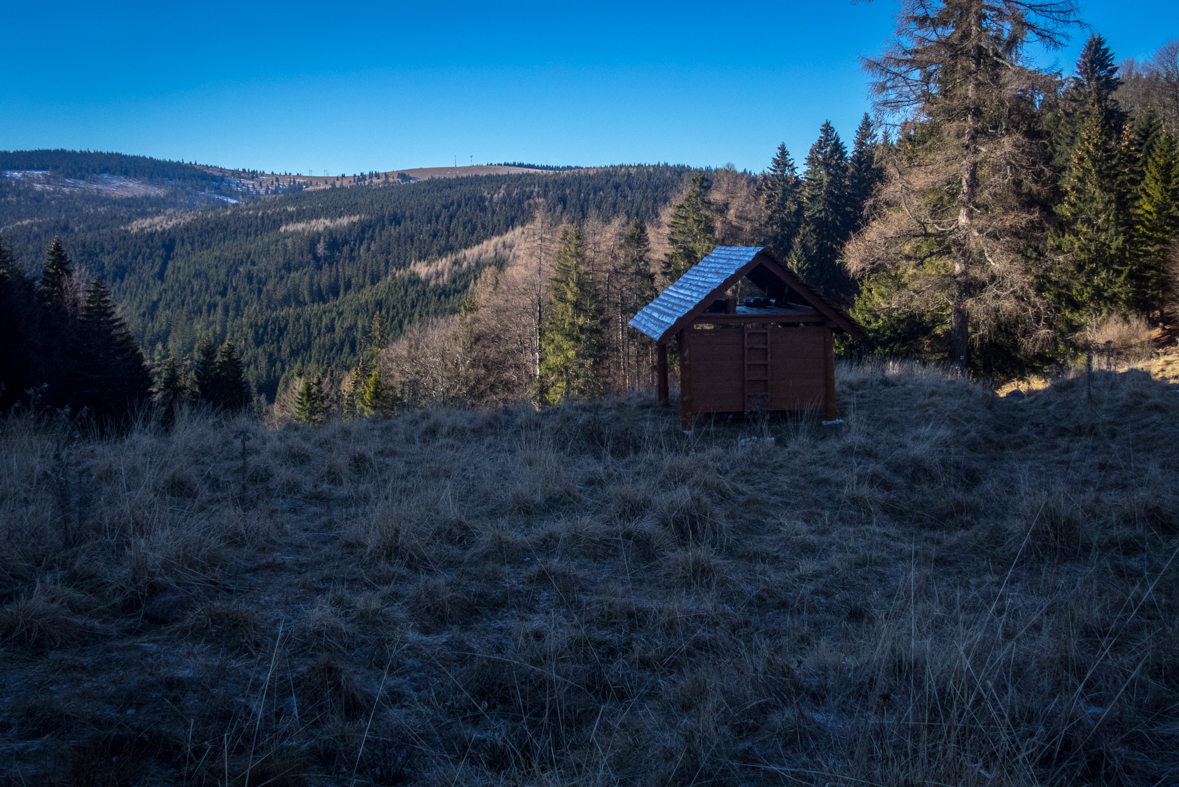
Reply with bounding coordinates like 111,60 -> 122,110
1,361 -> 1177,785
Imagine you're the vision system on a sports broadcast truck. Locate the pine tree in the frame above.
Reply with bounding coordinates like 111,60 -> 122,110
1074,33 -> 1122,112
215,340 -> 251,410
358,367 -> 388,416
194,338 -> 221,407
0,234 -> 40,411
663,172 -> 718,282
1051,33 -> 1125,169
615,218 -> 657,392
342,358 -> 372,418
846,113 -> 882,231
618,218 -> 655,310
790,121 -> 855,303
539,225 -> 605,404
39,238 -> 74,312
293,375 -> 327,425
1126,108 -> 1164,199
363,311 -> 388,352
75,279 -> 153,421
1129,129 -> 1179,314
760,145 -> 803,260
1054,106 -> 1133,317
157,356 -> 190,412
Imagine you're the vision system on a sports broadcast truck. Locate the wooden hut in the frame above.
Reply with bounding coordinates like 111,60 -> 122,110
629,246 -> 864,431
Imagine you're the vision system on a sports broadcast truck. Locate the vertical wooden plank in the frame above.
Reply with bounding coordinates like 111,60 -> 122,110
657,342 -> 669,406
823,327 -> 837,421
679,329 -> 693,432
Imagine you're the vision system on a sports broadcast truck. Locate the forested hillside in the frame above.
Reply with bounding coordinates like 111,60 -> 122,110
2,164 -> 690,397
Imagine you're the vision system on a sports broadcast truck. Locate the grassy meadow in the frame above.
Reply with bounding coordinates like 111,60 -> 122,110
1,361 -> 1177,786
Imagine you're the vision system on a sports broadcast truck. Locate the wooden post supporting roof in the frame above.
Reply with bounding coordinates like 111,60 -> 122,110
823,327 -> 837,422
657,343 -> 669,406
679,329 -> 692,432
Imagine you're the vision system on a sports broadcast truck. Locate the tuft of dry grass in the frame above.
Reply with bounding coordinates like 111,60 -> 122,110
1,361 -> 1177,785
0,586 -> 91,652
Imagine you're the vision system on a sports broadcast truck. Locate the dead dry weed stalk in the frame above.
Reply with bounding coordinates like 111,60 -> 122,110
0,362 -> 1176,784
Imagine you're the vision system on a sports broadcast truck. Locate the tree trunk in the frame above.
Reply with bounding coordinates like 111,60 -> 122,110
951,0 -> 984,376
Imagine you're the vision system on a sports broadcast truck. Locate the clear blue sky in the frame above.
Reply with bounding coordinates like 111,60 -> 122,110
2,1 -> 1175,175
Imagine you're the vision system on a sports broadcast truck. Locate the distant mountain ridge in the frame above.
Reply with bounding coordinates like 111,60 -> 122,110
1,150 -> 690,398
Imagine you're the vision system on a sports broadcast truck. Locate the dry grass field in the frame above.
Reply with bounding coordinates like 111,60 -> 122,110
1,362 -> 1177,786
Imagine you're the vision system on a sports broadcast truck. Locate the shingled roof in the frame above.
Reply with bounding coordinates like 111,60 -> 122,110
628,246 -> 864,343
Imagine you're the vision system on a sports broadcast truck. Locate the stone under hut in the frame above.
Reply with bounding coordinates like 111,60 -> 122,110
628,246 -> 865,431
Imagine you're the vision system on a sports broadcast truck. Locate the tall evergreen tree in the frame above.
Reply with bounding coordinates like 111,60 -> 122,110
1050,33 -> 1125,169
539,225 -> 605,404
157,356 -> 190,413
1074,33 -> 1123,112
215,340 -> 251,410
846,113 -> 882,230
362,311 -> 388,353
663,171 -> 718,282
293,374 -> 327,425
1126,108 -> 1164,198
0,235 -> 39,411
1054,107 -> 1133,317
358,367 -> 389,417
760,145 -> 803,260
1129,129 -> 1179,314
614,218 -> 657,392
790,121 -> 856,303
342,358 -> 372,418
618,217 -> 656,313
74,279 -> 153,421
39,238 -> 74,312
194,338 -> 221,407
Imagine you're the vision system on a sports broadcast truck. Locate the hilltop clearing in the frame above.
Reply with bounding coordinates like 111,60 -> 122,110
187,163 -> 558,198
2,362 -> 1176,785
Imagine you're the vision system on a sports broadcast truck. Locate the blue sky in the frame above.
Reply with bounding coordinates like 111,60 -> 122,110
2,1 -> 1175,175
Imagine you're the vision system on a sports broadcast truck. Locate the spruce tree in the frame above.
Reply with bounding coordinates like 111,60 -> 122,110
39,238 -> 74,312
1051,33 -> 1124,169
616,218 -> 657,391
215,340 -> 251,410
619,217 -> 656,312
293,375 -> 327,425
194,338 -> 221,407
846,113 -> 882,231
343,358 -> 371,418
663,172 -> 718,282
358,367 -> 388,416
790,121 -> 855,303
1074,33 -> 1123,113
0,234 -> 40,411
539,225 -> 605,404
75,279 -> 153,421
1129,129 -> 1179,314
363,311 -> 388,352
1054,107 -> 1133,317
158,356 -> 190,412
760,145 -> 803,260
